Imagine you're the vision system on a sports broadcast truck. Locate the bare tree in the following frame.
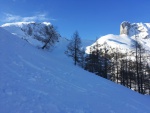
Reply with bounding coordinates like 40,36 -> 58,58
66,31 -> 82,65
42,25 -> 60,49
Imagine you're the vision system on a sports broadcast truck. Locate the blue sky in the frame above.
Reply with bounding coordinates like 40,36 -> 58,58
0,0 -> 150,39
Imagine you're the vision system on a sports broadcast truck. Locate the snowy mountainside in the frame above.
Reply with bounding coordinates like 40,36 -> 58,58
0,27 -> 150,113
121,21 -> 150,50
86,21 -> 150,54
120,21 -> 150,39
1,22 -> 53,47
86,34 -> 135,54
1,22 -> 94,50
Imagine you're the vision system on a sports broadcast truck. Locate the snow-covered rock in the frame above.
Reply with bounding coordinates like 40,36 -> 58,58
120,21 -> 150,39
1,21 -> 53,47
120,21 -> 131,35
87,21 -> 150,54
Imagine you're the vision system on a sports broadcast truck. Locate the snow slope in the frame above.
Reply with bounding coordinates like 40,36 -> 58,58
86,34 -> 135,53
0,27 -> 150,113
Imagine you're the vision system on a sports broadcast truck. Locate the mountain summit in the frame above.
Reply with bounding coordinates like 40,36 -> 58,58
86,21 -> 150,54
120,21 -> 150,39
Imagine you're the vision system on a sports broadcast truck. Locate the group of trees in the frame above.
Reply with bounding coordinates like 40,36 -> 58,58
86,41 -> 150,95
66,32 -> 150,95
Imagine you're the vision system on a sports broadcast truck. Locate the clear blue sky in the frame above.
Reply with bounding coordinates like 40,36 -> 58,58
0,0 -> 150,39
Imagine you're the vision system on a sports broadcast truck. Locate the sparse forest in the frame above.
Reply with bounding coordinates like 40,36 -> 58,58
83,41 -> 150,95
66,35 -> 150,95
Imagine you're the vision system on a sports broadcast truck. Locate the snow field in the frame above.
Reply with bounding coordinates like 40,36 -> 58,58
0,26 -> 150,113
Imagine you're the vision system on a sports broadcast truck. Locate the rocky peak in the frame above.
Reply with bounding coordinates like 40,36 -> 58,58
120,21 -> 131,35
120,21 -> 150,39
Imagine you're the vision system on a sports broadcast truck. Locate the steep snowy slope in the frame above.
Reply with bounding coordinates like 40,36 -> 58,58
0,27 -> 150,113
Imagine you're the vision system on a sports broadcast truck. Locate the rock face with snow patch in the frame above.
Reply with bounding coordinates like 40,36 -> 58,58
120,21 -> 131,35
87,21 -> 150,54
120,21 -> 150,39
1,22 -> 59,48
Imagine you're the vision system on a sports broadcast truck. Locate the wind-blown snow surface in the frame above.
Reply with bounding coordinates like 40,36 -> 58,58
0,27 -> 150,113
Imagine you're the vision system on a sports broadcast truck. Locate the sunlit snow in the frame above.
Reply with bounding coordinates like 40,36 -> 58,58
0,25 -> 150,113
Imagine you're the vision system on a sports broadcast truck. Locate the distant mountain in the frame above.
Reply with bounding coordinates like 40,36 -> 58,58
120,21 -> 150,39
86,21 -> 150,54
86,34 -> 135,54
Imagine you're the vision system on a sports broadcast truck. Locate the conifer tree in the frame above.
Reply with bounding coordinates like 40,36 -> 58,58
66,31 -> 82,65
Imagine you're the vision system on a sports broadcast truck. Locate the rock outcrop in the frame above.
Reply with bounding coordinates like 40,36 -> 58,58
120,21 -> 150,39
120,21 -> 131,35
1,22 -> 60,48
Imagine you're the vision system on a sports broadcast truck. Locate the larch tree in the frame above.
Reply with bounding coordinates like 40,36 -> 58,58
66,31 -> 82,65
42,25 -> 60,49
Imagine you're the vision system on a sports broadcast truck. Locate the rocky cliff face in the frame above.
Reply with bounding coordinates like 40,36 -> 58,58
120,21 -> 150,39
120,21 -> 131,35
